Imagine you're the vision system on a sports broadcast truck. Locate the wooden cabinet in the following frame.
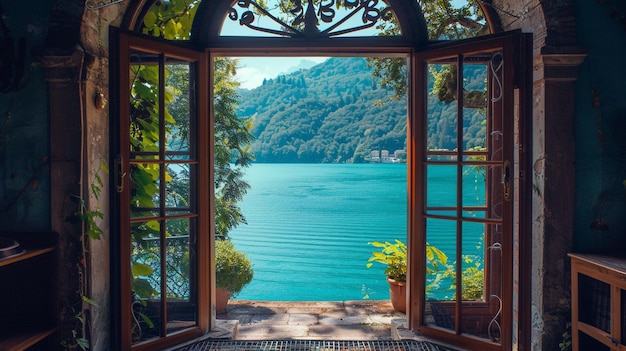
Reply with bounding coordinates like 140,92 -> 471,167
569,253 -> 626,351
0,232 -> 57,351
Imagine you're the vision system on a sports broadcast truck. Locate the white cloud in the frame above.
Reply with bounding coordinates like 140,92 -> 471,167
234,57 -> 327,90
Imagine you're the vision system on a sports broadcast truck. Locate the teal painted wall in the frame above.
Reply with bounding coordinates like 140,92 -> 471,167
0,1 -> 51,230
574,0 -> 626,253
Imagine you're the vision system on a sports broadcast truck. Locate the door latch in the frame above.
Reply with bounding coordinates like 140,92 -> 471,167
114,154 -> 126,193
502,160 -> 511,202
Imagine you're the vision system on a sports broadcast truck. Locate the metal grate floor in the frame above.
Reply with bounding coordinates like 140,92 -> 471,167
175,340 -> 458,351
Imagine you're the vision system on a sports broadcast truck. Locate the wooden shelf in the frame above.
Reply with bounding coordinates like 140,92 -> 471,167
569,253 -> 626,351
0,246 -> 55,267
0,232 -> 58,351
0,329 -> 56,351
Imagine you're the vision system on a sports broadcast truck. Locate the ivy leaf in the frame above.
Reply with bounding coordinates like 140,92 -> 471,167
132,278 -> 156,298
76,337 -> 90,349
145,220 -> 160,232
82,295 -> 100,307
143,11 -> 157,29
165,20 -> 178,39
132,263 -> 154,277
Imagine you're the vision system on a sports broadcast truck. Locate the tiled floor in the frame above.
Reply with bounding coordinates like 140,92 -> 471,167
166,300 -> 468,351
217,300 -> 406,340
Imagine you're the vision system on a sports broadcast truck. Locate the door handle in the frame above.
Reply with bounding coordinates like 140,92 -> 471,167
115,154 -> 126,193
502,160 -> 511,201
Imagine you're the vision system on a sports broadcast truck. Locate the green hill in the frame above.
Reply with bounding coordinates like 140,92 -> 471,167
236,57 -> 486,163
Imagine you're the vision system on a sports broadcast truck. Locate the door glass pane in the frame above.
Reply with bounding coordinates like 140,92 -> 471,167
460,221 -> 489,339
125,44 -> 200,347
165,163 -> 193,216
427,61 -> 458,157
425,218 -> 456,332
426,164 -> 457,213
130,49 -> 161,156
462,164 -> 486,209
422,46 -> 510,347
461,222 -> 485,301
480,222 -> 504,342
130,163 -> 161,219
131,220 -> 162,344
462,58 -> 488,152
165,61 -> 193,160
165,218 -> 197,332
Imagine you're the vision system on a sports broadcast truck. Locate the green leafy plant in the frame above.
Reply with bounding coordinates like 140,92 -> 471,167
215,239 -> 254,297
559,322 -> 572,351
366,240 -> 449,282
367,239 -> 486,300
69,162 -> 107,240
61,162 -> 107,350
366,239 -> 407,281
446,258 -> 484,301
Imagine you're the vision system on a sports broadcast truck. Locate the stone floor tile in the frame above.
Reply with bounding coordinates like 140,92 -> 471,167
287,313 -> 319,325
219,300 -> 404,341
318,315 -> 373,326
249,312 -> 291,324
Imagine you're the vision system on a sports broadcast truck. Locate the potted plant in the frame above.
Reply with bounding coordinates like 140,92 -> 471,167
367,240 -> 407,312
367,239 -> 450,313
215,239 -> 254,312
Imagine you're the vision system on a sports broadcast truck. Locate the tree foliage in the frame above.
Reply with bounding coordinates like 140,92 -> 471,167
368,0 -> 488,100
238,57 -> 487,162
141,0 -> 254,239
213,58 -> 254,238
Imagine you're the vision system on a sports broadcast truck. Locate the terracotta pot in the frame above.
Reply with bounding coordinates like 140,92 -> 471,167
216,287 -> 230,313
387,277 -> 406,313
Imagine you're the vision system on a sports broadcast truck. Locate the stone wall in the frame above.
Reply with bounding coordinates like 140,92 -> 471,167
4,0 -> 610,350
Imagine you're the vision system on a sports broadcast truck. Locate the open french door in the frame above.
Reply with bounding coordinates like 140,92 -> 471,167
408,31 -> 531,351
112,30 -> 212,351
110,26 -> 530,351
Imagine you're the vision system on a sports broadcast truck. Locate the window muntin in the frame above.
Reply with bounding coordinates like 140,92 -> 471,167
117,1 -> 510,351
127,47 -> 200,347
421,49 -> 505,344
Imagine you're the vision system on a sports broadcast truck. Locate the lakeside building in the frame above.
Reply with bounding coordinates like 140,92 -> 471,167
367,150 -> 407,163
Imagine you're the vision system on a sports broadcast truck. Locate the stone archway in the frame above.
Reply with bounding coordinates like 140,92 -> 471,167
40,0 -> 581,349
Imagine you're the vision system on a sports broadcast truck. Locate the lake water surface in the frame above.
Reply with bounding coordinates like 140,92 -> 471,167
229,163 -> 482,301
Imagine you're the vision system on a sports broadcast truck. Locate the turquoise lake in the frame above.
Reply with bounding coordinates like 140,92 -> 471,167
229,163 -> 483,301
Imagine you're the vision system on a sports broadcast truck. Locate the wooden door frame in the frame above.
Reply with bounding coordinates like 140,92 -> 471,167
111,28 -> 211,351
111,27 -> 532,351
407,30 -> 532,351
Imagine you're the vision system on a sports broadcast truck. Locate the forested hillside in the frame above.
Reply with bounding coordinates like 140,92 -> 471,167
237,57 -> 486,163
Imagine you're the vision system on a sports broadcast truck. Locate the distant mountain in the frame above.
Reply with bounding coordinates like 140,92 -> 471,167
236,57 -> 486,163
279,58 -> 326,75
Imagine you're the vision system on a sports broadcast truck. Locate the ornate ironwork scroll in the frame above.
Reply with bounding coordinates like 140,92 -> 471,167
226,0 -> 396,38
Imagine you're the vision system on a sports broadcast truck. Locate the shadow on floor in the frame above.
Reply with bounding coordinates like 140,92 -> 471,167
218,300 -> 405,340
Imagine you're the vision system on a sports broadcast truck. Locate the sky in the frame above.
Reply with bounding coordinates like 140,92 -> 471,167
233,57 -> 329,90
224,0 -> 473,90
